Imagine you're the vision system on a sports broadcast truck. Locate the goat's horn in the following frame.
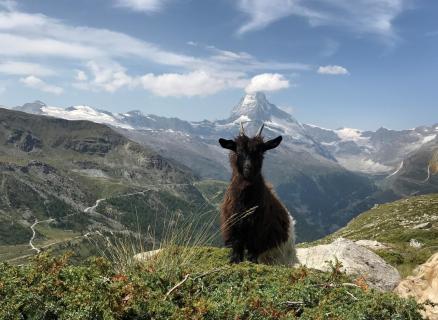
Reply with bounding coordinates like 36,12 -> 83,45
240,121 -> 245,136
256,123 -> 264,137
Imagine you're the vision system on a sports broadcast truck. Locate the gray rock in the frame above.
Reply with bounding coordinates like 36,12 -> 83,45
355,239 -> 388,250
297,238 -> 400,291
134,249 -> 162,262
412,222 -> 432,229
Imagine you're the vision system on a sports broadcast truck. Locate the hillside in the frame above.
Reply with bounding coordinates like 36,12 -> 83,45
315,193 -> 438,276
0,108 -> 220,263
0,247 -> 423,319
14,95 -> 381,242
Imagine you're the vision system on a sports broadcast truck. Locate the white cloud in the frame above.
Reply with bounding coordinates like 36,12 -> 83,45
0,6 -> 309,97
75,70 -> 88,81
114,0 -> 166,12
72,61 -> 135,93
236,0 -> 407,40
0,10 -> 308,74
0,11 -> 197,64
245,73 -> 289,93
74,61 -> 241,97
0,61 -> 54,76
20,75 -> 63,95
317,65 -> 349,75
140,71 -> 228,97
0,86 -> 5,95
0,33 -> 102,59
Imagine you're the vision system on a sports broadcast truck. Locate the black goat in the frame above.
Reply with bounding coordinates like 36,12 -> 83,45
219,123 -> 297,265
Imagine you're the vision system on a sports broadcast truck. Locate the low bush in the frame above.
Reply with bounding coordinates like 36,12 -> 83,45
0,247 -> 423,319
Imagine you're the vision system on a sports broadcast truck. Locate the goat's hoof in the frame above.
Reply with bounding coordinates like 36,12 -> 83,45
229,256 -> 243,264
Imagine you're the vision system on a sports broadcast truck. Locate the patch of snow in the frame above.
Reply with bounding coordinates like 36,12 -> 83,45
232,115 -> 251,124
335,127 -> 364,141
321,141 -> 337,146
337,156 -> 393,174
305,123 -> 332,131
41,105 -> 133,129
265,117 -> 309,142
422,134 -> 436,144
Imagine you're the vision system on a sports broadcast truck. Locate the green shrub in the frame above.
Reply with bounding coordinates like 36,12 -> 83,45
0,247 -> 423,320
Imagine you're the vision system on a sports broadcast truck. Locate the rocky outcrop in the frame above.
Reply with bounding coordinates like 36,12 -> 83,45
63,138 -> 112,155
355,239 -> 388,250
394,252 -> 438,320
134,249 -> 162,262
7,129 -> 42,152
297,238 -> 401,291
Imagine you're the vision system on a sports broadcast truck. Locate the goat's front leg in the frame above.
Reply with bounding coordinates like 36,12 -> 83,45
229,239 -> 244,264
247,245 -> 259,263
247,251 -> 259,263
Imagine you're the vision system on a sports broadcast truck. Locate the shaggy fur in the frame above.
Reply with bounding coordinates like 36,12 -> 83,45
219,133 -> 297,265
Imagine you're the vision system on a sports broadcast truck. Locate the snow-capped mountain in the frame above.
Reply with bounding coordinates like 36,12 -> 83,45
14,95 -> 437,176
9,92 -> 438,241
223,92 -> 317,145
303,123 -> 438,174
10,94 -> 376,240
15,101 -> 133,129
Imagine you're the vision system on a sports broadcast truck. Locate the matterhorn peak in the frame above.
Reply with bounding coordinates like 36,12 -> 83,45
229,91 -> 296,125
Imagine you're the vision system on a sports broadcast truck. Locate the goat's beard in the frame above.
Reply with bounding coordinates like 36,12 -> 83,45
240,169 -> 261,182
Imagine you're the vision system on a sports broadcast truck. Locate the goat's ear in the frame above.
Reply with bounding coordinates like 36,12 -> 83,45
263,136 -> 282,151
219,138 -> 236,151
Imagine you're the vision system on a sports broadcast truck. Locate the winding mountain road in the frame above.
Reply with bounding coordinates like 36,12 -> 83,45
423,164 -> 431,183
29,218 -> 54,253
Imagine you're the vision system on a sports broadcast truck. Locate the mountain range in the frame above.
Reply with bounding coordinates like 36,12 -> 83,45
15,94 -> 438,176
5,93 -> 438,247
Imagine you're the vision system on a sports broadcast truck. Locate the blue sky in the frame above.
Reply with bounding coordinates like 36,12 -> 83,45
0,0 -> 437,130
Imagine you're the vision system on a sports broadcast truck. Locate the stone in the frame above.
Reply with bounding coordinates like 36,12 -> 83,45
394,252 -> 438,320
355,239 -> 388,250
133,249 -> 162,262
297,238 -> 400,291
412,222 -> 432,229
409,239 -> 423,248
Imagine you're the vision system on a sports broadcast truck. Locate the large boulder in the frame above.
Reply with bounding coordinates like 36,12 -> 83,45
297,238 -> 400,291
394,252 -> 438,320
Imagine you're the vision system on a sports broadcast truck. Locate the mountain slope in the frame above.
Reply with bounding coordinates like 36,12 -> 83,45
12,94 -> 378,241
317,193 -> 438,276
304,123 -> 438,174
382,138 -> 438,196
0,108 -> 218,263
